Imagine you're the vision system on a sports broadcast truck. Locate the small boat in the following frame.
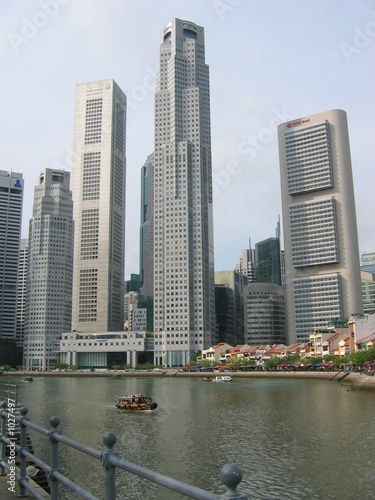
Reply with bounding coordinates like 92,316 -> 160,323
115,394 -> 157,411
24,376 -> 34,382
202,376 -> 212,382
212,375 -> 232,383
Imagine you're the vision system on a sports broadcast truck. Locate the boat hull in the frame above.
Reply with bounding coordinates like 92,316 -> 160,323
115,394 -> 157,411
213,376 -> 232,383
115,403 -> 157,411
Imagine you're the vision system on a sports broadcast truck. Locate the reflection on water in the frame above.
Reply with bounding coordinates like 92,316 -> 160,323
6,376 -> 375,499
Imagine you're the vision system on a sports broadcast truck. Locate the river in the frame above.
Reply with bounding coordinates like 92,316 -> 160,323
3,375 -> 375,499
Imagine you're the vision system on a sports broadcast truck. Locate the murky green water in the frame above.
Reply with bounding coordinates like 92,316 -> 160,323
4,375 -> 375,499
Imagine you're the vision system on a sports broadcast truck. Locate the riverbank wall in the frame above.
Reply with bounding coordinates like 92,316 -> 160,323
3,370 -> 375,390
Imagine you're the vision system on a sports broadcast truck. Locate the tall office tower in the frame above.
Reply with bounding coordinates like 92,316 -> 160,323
215,270 -> 247,345
71,79 -> 126,333
23,169 -> 73,371
140,153 -> 154,299
280,250 -> 286,289
244,283 -> 287,346
255,237 -> 281,285
0,170 -> 23,341
278,109 -> 363,343
235,245 -> 255,284
153,19 -> 215,367
16,239 -> 28,347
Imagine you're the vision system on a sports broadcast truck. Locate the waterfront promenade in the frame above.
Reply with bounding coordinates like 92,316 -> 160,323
3,369 -> 375,390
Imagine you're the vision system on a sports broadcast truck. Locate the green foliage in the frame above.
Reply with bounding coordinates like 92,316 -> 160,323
189,351 -> 202,365
229,358 -> 253,370
347,346 -> 375,366
53,363 -> 76,370
135,362 -> 156,370
265,354 -> 301,369
54,363 -> 69,369
1,365 -> 12,371
200,360 -> 211,367
265,358 -> 281,369
324,355 -> 342,367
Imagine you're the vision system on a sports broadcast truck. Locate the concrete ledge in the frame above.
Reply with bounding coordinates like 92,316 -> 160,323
3,369 -> 375,390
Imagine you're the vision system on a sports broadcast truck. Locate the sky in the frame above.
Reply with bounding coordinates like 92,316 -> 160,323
1,0 -> 374,278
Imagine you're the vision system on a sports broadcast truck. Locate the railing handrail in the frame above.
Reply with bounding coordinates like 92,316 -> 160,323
0,383 -> 18,403
0,400 -> 248,499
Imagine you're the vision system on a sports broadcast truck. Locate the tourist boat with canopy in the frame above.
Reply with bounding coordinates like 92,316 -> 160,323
115,394 -> 157,411
212,375 -> 232,383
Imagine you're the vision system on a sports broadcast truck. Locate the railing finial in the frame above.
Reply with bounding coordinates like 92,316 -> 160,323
50,416 -> 60,428
103,432 -> 116,448
20,406 -> 28,417
220,463 -> 248,499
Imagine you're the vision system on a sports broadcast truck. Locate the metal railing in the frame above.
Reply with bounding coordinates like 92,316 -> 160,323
0,400 -> 248,499
0,383 -> 18,404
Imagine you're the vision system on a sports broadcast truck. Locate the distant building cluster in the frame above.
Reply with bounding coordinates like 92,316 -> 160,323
0,18 -> 372,371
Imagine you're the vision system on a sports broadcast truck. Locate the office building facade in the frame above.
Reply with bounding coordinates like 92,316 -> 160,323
23,169 -> 73,371
255,237 -> 282,285
235,246 -> 255,284
140,153 -> 154,299
153,19 -> 215,367
244,283 -> 287,346
278,109 -> 363,342
71,79 -> 126,333
16,238 -> 28,347
215,271 -> 247,346
0,170 -> 23,341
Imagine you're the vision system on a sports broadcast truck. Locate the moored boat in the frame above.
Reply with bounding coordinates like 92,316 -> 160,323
212,375 -> 232,383
201,376 -> 212,382
115,394 -> 157,411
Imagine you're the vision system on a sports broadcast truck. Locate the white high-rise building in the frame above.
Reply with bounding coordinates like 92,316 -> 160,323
278,109 -> 363,343
71,79 -> 126,333
0,170 -> 23,341
23,169 -> 73,370
153,19 -> 215,367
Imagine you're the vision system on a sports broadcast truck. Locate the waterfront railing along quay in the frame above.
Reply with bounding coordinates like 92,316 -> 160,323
1,400 -> 249,500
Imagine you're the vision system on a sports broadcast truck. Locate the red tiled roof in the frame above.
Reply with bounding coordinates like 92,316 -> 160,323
355,332 -> 375,345
327,332 -> 341,342
212,342 -> 230,350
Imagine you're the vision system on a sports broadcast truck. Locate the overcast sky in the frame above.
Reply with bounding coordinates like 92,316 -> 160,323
1,0 -> 374,278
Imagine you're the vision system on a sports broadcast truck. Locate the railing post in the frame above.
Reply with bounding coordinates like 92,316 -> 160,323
101,432 -> 119,500
0,400 -> 7,475
48,416 -> 61,500
18,406 -> 29,497
218,464 -> 249,499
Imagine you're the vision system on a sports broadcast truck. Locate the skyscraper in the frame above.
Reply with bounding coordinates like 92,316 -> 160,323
255,237 -> 281,285
0,170 -> 23,341
16,238 -> 28,347
278,109 -> 363,343
153,19 -> 215,367
71,79 -> 126,333
244,283 -> 287,346
140,153 -> 154,299
215,270 -> 247,345
235,245 -> 255,284
23,169 -> 73,371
